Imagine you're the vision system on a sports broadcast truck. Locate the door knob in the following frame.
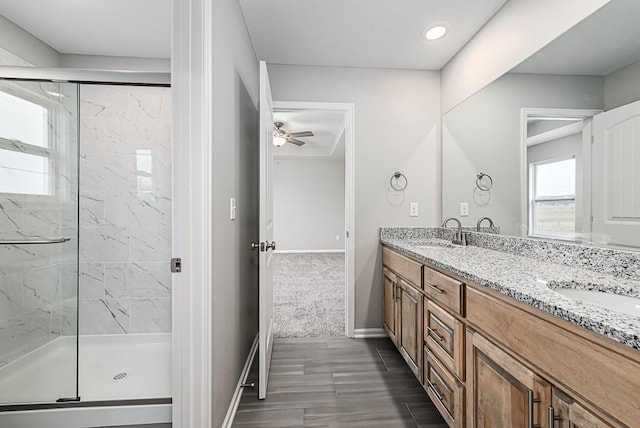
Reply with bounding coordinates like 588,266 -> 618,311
251,242 -> 263,251
265,241 -> 276,251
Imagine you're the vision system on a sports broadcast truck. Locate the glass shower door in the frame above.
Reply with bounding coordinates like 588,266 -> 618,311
0,79 -> 79,405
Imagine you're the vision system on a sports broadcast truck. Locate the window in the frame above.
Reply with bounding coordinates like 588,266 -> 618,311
529,157 -> 576,239
0,89 -> 52,195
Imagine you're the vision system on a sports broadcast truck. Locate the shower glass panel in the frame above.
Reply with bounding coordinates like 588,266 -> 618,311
77,84 -> 172,401
0,80 -> 79,405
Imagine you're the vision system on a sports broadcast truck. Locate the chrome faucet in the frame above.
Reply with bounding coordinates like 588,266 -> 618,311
442,217 -> 467,245
476,216 -> 495,231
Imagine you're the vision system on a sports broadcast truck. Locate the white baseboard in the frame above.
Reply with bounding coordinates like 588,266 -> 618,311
221,332 -> 259,428
273,249 -> 345,254
353,328 -> 388,338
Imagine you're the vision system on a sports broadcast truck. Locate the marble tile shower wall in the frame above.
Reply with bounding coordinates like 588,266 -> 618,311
75,85 -> 171,335
0,81 -> 79,367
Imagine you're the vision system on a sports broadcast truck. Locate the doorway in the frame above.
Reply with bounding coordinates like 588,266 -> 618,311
272,101 -> 355,338
520,108 -> 602,241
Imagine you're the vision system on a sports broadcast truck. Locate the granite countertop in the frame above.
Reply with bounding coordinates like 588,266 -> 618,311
381,237 -> 640,350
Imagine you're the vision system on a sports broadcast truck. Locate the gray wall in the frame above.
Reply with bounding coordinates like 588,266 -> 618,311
211,0 -> 259,425
268,64 -> 441,330
0,14 -> 58,67
273,158 -> 345,251
604,60 -> 640,110
442,73 -> 603,236
440,0 -> 609,113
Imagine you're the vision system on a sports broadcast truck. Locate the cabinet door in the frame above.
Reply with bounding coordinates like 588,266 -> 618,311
467,331 -> 551,428
383,268 -> 398,345
398,278 -> 422,379
550,388 -> 614,428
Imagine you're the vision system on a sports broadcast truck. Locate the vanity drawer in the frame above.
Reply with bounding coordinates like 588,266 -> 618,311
424,348 -> 464,428
383,246 -> 422,286
424,299 -> 465,380
423,266 -> 463,315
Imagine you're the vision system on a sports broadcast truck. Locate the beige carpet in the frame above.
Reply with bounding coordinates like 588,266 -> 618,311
273,253 -> 345,338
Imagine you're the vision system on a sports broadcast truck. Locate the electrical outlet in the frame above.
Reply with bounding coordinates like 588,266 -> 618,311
410,202 -> 419,217
460,202 -> 469,217
230,197 -> 236,220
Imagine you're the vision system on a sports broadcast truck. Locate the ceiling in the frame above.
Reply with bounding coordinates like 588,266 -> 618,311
512,0 -> 640,76
0,0 -> 171,59
273,109 -> 345,159
238,0 -> 508,70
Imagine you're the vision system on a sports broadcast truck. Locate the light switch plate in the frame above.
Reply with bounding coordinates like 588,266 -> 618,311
230,197 -> 237,220
460,202 -> 469,217
410,202 -> 419,217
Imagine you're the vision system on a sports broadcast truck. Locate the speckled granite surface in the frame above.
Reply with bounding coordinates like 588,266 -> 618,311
380,229 -> 640,350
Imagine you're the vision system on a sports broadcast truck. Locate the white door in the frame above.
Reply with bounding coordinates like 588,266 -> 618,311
258,61 -> 275,399
592,99 -> 640,248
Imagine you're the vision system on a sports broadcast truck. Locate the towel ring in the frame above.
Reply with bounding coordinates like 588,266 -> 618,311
390,172 -> 408,191
476,172 -> 493,191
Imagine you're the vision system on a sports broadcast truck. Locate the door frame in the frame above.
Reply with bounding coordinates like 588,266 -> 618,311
273,101 -> 356,338
520,108 -> 602,240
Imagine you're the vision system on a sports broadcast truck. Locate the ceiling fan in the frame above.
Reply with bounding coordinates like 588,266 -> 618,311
273,121 -> 314,147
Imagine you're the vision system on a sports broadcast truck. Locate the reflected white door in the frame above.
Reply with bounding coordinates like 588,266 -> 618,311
258,61 -> 275,399
592,99 -> 640,248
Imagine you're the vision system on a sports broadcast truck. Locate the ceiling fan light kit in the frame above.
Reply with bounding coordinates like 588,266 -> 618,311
272,121 -> 314,147
273,135 -> 287,147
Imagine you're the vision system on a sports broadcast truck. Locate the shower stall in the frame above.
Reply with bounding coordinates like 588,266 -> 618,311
0,68 -> 172,426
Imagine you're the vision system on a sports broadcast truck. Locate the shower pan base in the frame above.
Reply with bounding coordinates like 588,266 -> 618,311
0,333 -> 171,404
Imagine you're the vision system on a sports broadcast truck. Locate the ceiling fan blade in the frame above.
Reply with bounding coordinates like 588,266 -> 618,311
286,131 -> 314,138
286,138 -> 306,146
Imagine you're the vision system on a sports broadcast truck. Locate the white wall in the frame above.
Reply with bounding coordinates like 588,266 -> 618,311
0,14 -> 58,67
604,60 -> 640,110
442,73 -> 603,236
274,158 -> 345,251
441,0 -> 610,113
268,64 -> 440,329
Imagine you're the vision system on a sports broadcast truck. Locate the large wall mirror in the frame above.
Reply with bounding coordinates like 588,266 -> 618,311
442,0 -> 640,250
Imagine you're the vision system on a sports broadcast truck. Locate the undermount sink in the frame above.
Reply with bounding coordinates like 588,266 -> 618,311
547,282 -> 640,317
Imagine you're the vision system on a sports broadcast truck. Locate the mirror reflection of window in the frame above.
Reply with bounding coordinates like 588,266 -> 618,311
0,89 -> 52,195
529,157 -> 576,239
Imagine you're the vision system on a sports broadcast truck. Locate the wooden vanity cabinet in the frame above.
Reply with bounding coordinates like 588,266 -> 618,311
382,247 -> 423,380
550,388 -> 614,428
398,278 -> 422,378
381,245 -> 637,428
425,298 -> 465,380
466,330 -> 551,428
383,267 -> 398,345
424,266 -> 464,315
424,347 -> 465,427
466,285 -> 639,427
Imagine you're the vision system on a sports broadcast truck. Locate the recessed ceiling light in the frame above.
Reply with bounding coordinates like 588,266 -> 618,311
425,25 -> 447,41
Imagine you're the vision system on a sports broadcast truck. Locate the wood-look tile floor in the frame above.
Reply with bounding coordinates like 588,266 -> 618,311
233,337 -> 448,427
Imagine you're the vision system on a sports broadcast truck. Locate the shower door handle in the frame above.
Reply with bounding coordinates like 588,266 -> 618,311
265,241 -> 276,251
